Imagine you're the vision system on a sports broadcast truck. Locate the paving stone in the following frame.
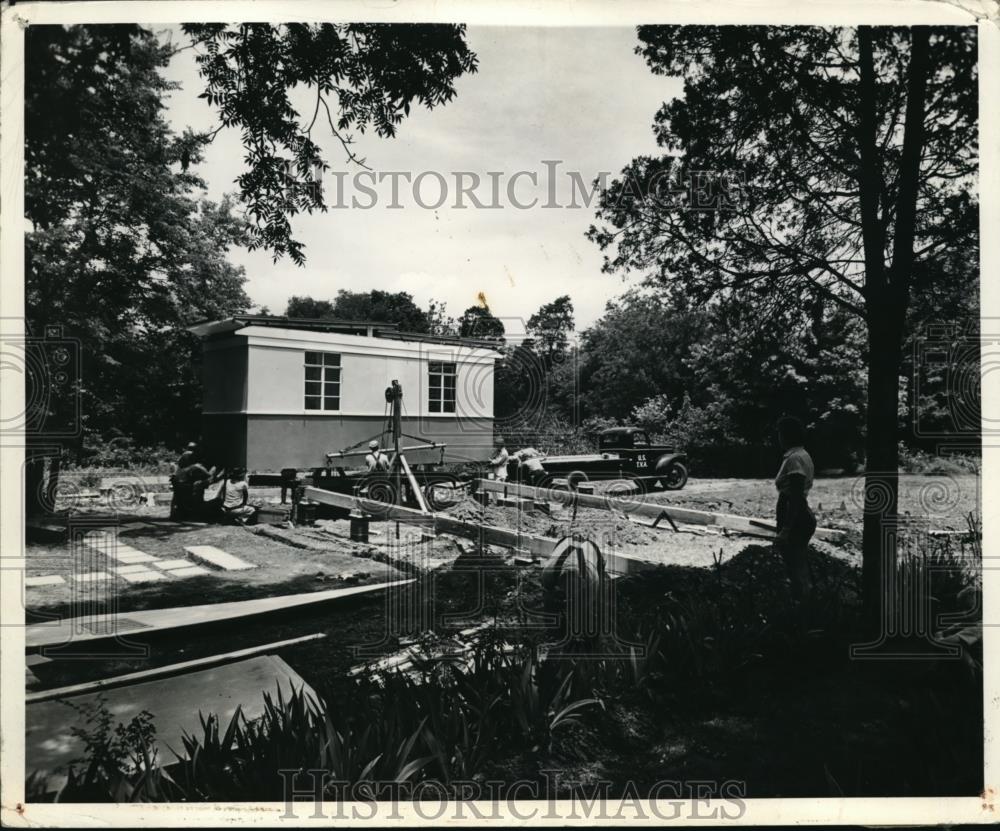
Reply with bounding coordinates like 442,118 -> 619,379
166,565 -> 212,578
184,545 -> 256,571
25,575 -> 66,587
154,559 -> 193,571
74,571 -> 110,583
114,564 -> 159,574
118,569 -> 169,584
115,551 -> 157,564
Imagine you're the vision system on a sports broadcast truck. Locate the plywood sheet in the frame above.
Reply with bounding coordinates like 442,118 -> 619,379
26,655 -> 316,782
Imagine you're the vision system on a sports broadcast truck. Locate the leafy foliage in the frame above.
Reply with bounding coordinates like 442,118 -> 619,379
183,23 -> 478,263
458,304 -> 506,341
586,25 -> 977,622
25,25 -> 252,454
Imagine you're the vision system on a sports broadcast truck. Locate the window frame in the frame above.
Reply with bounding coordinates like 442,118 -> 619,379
304,351 -> 342,412
427,360 -> 457,414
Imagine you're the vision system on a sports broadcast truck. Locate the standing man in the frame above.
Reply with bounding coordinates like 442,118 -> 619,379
773,416 -> 817,600
177,441 -> 198,469
365,440 -> 390,472
488,436 -> 509,481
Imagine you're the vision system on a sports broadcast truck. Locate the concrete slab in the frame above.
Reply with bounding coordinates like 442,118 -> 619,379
26,655 -> 317,789
118,569 -> 169,584
74,571 -> 110,583
114,564 -> 159,574
167,566 -> 212,578
26,654 -> 53,668
114,551 -> 157,565
25,575 -> 66,587
154,559 -> 193,571
184,545 -> 256,571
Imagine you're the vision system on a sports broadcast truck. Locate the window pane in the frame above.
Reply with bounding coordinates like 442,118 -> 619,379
324,396 -> 340,411
429,399 -> 441,413
322,368 -> 339,384
305,366 -> 321,381
305,351 -> 321,365
443,363 -> 456,376
305,381 -> 321,397
443,400 -> 456,413
323,353 -> 341,366
324,383 -> 340,397
305,397 -> 321,410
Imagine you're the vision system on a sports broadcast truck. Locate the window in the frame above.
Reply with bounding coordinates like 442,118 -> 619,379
304,351 -> 341,411
428,361 -> 456,413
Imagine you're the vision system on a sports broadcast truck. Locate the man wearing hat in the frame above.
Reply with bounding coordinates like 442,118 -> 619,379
177,441 -> 198,470
488,436 -> 509,481
364,440 -> 390,472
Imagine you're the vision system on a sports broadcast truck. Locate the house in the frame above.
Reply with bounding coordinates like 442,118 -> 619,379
188,316 -> 502,470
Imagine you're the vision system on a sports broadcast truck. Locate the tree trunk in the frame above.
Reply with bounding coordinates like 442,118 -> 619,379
861,308 -> 904,639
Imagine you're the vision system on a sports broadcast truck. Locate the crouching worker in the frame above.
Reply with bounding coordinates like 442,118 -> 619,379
221,467 -> 256,524
773,416 -> 817,601
511,447 -> 547,487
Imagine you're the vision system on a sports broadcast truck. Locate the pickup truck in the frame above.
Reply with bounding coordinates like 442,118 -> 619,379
514,427 -> 689,490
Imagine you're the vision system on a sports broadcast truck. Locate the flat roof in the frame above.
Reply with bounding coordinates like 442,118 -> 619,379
188,315 -> 504,352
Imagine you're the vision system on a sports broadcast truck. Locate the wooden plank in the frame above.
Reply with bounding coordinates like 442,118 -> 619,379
26,655 -> 317,788
26,579 -> 414,649
475,479 -> 845,543
302,487 -> 659,575
184,544 -> 256,571
27,633 -> 327,703
303,486 -> 558,557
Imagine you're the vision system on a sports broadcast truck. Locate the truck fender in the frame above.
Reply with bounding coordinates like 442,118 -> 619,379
654,452 -> 687,472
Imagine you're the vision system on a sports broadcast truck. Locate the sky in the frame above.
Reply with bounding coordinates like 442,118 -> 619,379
161,26 -> 683,333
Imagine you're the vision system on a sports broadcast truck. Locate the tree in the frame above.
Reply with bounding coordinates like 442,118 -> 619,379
577,290 -> 708,421
286,296 -> 336,318
458,305 -> 506,341
182,23 -> 478,263
588,26 -> 977,633
526,295 -> 575,364
25,25 -> 252,509
332,290 -> 430,332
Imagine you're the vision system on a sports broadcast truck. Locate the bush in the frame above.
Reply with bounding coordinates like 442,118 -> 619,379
898,443 -> 980,475
63,430 -> 177,473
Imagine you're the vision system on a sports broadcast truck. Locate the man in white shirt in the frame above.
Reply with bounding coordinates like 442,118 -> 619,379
365,440 -> 390,473
774,416 -> 817,600
488,437 -> 509,481
511,447 -> 547,486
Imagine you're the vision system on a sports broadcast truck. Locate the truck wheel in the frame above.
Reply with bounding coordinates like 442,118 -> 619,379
423,477 -> 463,511
659,463 -> 688,490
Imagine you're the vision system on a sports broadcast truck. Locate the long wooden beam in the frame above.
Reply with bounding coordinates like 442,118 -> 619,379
474,479 -> 846,543
27,633 -> 327,703
302,487 -> 660,575
27,579 -> 413,649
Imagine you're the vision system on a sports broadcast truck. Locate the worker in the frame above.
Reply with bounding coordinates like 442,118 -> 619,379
177,441 -> 198,469
171,448 -> 212,520
221,467 -> 256,524
773,416 -> 817,601
488,436 -> 509,481
364,440 -> 390,472
511,447 -> 547,487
